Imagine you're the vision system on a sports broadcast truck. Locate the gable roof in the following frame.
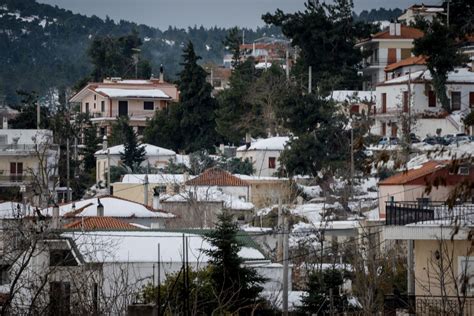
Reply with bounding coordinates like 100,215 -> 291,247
43,195 -> 174,218
371,25 -> 424,40
185,168 -> 250,187
378,161 -> 448,185
63,216 -> 139,230
384,55 -> 427,72
95,143 -> 176,156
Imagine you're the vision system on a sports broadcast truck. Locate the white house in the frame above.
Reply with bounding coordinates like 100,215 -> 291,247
398,4 -> 444,25
374,67 -> 474,138
237,137 -> 289,177
95,143 -> 176,184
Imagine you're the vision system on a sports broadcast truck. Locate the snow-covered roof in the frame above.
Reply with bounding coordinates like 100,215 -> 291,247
62,231 -> 266,263
0,129 -> 53,145
163,187 -> 255,211
235,174 -> 288,181
121,174 -> 194,184
95,88 -> 171,99
237,136 -> 289,151
42,196 -> 173,218
383,68 -> 474,85
255,62 -> 272,69
329,90 -> 375,103
95,143 -> 176,156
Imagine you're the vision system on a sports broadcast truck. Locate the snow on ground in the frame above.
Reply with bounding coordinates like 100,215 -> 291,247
261,291 -> 305,311
241,225 -> 273,233
205,44 -> 211,51
363,208 -> 380,221
290,202 -> 341,224
299,184 -> 322,199
407,142 -> 474,169
163,186 -> 255,210
163,39 -> 175,46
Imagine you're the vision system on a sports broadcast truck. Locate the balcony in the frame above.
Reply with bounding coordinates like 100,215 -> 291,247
0,144 -> 59,155
386,202 -> 474,226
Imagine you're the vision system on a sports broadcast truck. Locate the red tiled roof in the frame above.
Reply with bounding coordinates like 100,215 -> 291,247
378,161 -> 448,185
384,55 -> 427,72
372,25 -> 424,40
63,216 -> 138,230
185,167 -> 250,187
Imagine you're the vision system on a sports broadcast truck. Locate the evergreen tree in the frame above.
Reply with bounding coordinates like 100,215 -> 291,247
119,122 -> 146,171
204,212 -> 265,313
262,0 -> 375,93
143,103 -> 183,151
81,117 -> 100,174
178,41 -> 219,152
224,27 -> 242,68
109,115 -> 131,146
9,91 -> 50,129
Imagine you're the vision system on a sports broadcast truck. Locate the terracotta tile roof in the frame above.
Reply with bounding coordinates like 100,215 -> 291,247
63,216 -> 138,230
384,55 -> 427,72
371,25 -> 424,40
378,161 -> 448,185
185,167 -> 250,187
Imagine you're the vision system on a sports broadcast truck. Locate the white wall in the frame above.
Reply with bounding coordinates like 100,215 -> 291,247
237,150 -> 282,177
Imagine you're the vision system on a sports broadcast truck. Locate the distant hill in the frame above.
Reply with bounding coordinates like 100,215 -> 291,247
354,8 -> 404,23
0,0 -> 283,104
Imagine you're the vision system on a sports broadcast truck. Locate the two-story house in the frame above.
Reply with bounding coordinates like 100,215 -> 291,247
69,77 -> 179,136
374,66 -> 474,138
355,23 -> 424,90
398,4 -> 445,25
0,129 -> 59,200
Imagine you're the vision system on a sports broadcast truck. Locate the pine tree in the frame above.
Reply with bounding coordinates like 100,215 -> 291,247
119,122 -> 146,171
204,212 -> 265,313
177,41 -> 219,152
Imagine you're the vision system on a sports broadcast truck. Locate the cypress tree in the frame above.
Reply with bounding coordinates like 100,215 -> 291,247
120,122 -> 146,171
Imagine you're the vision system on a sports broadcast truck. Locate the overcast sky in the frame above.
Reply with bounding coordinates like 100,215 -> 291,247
37,0 -> 440,29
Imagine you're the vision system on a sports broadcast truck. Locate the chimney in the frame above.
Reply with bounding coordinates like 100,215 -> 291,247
245,132 -> 252,149
52,203 -> 60,229
97,198 -> 104,217
2,116 -> 7,129
102,135 -> 108,150
389,22 -> 401,36
159,64 -> 164,83
144,174 -> 149,206
153,188 -> 161,209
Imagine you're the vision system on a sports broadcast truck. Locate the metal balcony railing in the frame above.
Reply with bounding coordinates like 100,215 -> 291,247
385,201 -> 474,226
0,144 -> 59,153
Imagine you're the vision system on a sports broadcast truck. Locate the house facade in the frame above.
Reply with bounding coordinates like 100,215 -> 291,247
69,78 -> 179,136
374,67 -> 474,138
355,23 -> 424,90
95,143 -> 176,184
398,4 -> 445,25
236,137 -> 289,177
378,161 -> 474,219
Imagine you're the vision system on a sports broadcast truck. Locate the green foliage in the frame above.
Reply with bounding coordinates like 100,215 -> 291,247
464,111 -> 474,127
177,41 -> 219,152
353,7 -> 403,22
263,0 -> 375,93
188,150 -> 216,175
143,103 -> 184,152
224,27 -> 242,68
413,18 -> 468,112
215,58 -> 263,144
9,91 -> 50,129
108,115 -> 131,146
276,91 -> 353,177
219,157 -> 254,175
204,212 -> 265,313
144,42 -> 219,153
300,268 -> 353,314
0,0 -> 284,104
119,121 -> 146,171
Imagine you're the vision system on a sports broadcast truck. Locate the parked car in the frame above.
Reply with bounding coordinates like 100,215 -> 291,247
378,137 -> 399,146
444,134 -> 455,144
410,133 -> 421,143
423,136 -> 449,146
454,135 -> 470,144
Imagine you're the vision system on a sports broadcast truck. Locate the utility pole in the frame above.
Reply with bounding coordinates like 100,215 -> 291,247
285,49 -> 290,81
329,288 -> 335,316
350,119 -> 354,198
144,174 -> 149,206
447,0 -> 450,27
157,243 -> 161,316
37,101 -> 40,129
407,240 -> 415,315
308,66 -> 312,94
107,149 -> 111,195
282,216 -> 289,316
277,197 -> 283,261
66,138 -> 71,202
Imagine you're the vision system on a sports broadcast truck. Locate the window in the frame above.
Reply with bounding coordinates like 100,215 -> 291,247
50,282 -> 71,316
470,92 -> 474,108
100,127 -> 106,137
239,195 -> 247,201
387,48 -> 397,64
268,157 -> 276,169
144,101 -> 154,110
381,93 -> 387,113
49,249 -> 78,266
451,91 -> 461,111
428,91 -> 436,107
401,48 -> 411,60
0,135 -> 7,145
0,265 -> 9,285
101,101 -> 105,112
93,102 -> 96,109
459,166 -> 470,175
94,94 -> 96,101
10,162 -> 23,182
381,122 -> 386,136
85,102 -> 89,113
403,91 -> 409,113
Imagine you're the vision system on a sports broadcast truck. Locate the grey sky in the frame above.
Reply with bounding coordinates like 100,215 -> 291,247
37,0 -> 440,29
